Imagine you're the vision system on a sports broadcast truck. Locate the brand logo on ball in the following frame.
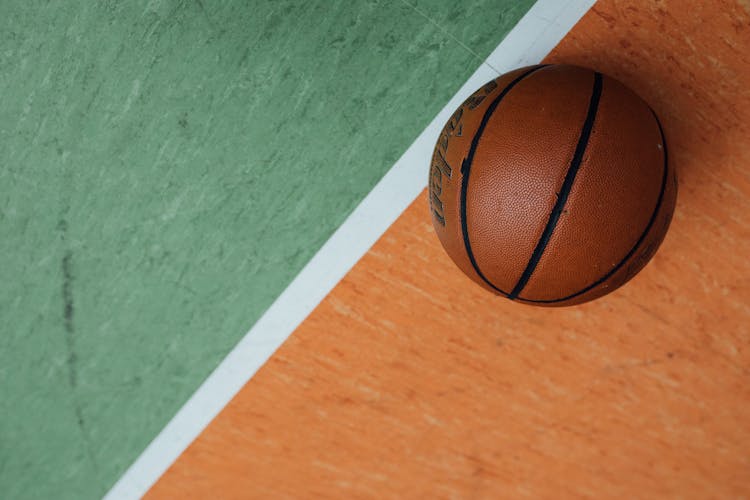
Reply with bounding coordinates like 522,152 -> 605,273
430,80 -> 499,226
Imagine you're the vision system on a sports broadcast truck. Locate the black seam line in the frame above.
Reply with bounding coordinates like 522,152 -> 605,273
519,107 -> 670,304
459,65 -> 548,297
508,72 -> 604,300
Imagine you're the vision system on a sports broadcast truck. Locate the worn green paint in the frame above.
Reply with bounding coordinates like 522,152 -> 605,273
0,1 -> 535,498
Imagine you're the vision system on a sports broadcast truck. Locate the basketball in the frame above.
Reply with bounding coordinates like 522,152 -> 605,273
429,64 -> 677,306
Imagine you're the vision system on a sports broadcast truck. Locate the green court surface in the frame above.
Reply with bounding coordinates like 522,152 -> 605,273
0,1 -> 534,498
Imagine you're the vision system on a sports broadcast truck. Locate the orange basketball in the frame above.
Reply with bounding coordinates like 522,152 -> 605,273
429,64 -> 677,306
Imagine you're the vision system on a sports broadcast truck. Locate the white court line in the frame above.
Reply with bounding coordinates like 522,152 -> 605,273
104,1 -> 596,497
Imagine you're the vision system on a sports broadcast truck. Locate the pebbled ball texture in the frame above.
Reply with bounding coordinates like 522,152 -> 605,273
428,64 -> 677,307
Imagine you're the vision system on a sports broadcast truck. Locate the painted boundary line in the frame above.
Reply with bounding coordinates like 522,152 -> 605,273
104,1 -> 596,498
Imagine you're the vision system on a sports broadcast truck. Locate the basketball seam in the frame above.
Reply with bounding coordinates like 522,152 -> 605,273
518,108 -> 670,304
508,71 -> 603,300
459,65 -> 547,296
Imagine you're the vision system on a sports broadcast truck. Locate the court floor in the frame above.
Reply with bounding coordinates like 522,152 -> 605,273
1,1 -> 749,498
